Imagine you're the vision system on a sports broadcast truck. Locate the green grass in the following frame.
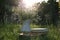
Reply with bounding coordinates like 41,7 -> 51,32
30,24 -> 60,40
0,24 -> 20,40
0,24 -> 60,40
47,28 -> 60,40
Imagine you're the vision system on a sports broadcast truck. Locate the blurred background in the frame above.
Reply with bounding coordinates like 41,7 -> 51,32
0,0 -> 60,40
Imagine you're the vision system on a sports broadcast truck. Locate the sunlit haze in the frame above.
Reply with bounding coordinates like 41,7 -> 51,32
23,0 -> 48,8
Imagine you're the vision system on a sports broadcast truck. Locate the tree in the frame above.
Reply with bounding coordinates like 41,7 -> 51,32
37,1 -> 47,25
0,0 -> 19,24
47,0 -> 59,26
37,0 -> 59,27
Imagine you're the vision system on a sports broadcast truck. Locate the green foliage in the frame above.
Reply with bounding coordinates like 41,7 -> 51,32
0,24 -> 20,40
19,24 -> 60,40
0,0 -> 19,24
0,0 -> 60,40
0,24 -> 60,40
36,0 -> 59,26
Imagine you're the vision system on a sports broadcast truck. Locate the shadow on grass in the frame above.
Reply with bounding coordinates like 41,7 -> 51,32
19,35 -> 57,40
19,35 -> 31,40
39,35 -> 56,40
